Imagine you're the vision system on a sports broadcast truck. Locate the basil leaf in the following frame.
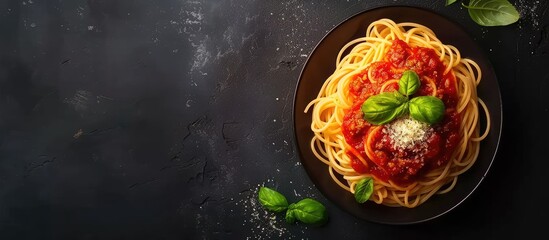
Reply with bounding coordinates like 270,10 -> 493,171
354,177 -> 374,203
362,91 -> 408,125
285,203 -> 297,224
290,198 -> 328,225
258,187 -> 289,213
398,70 -> 421,97
462,0 -> 520,26
409,96 -> 445,124
445,0 -> 457,6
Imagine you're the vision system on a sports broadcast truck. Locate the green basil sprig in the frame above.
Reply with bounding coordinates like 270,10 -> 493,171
361,70 -> 445,125
463,0 -> 520,26
354,177 -> 374,203
361,92 -> 408,125
409,96 -> 446,124
398,70 -> 420,97
258,186 -> 328,226
445,0 -> 520,27
445,0 -> 457,6
285,198 -> 328,225
258,187 -> 289,213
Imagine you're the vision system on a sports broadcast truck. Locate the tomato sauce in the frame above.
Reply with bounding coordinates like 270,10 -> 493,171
341,39 -> 460,185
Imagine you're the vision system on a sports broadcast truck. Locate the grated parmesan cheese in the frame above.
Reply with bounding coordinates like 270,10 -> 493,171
383,115 -> 432,150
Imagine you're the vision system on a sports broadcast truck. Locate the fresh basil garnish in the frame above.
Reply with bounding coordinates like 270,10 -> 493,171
285,203 -> 297,223
361,70 -> 446,125
462,0 -> 520,26
258,187 -> 289,213
258,187 -> 328,226
409,96 -> 446,124
398,70 -> 421,97
354,177 -> 374,203
445,0 -> 457,6
362,91 -> 408,125
285,198 -> 328,225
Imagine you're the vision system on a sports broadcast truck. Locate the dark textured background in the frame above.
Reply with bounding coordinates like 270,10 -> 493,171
1,0 -> 548,239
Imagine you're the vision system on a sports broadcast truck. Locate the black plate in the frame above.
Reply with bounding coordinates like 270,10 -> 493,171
293,6 -> 502,224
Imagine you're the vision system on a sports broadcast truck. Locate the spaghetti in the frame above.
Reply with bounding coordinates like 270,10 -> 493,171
304,19 -> 490,208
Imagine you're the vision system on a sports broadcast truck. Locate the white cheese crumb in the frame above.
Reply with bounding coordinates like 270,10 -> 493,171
383,115 -> 432,150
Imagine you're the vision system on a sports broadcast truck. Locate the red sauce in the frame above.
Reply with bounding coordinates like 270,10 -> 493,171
341,39 -> 460,185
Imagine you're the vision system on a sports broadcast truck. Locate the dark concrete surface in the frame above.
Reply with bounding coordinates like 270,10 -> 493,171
1,0 -> 548,239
